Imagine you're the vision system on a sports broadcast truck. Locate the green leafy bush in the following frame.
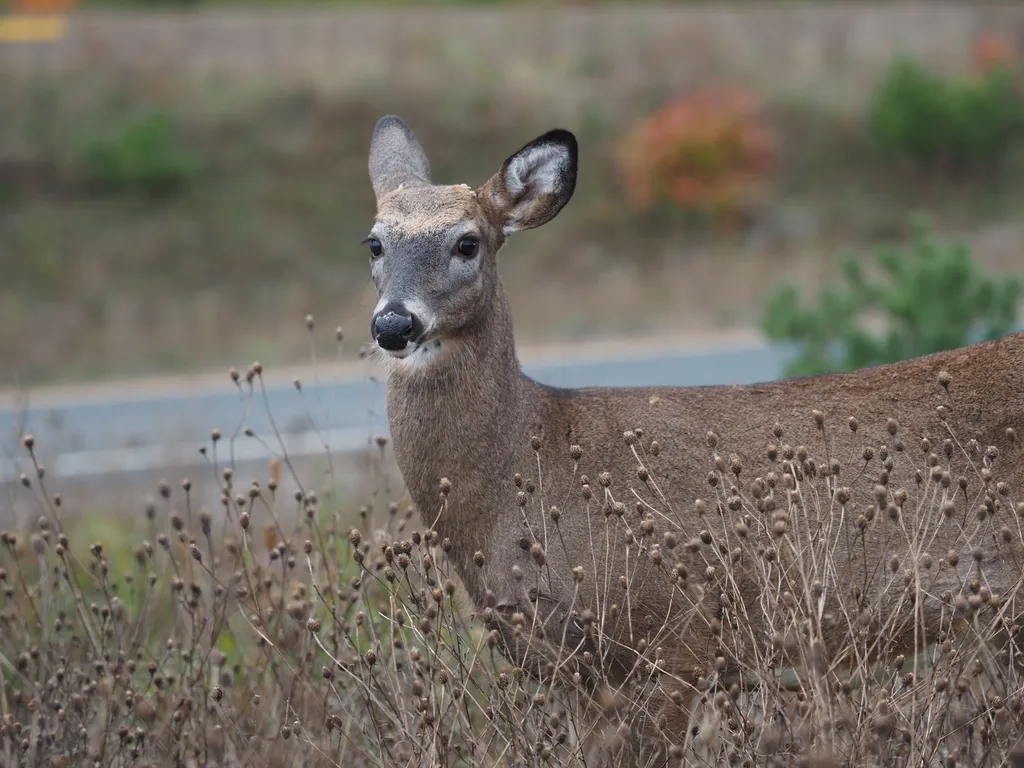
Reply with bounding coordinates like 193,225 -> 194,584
761,221 -> 1022,377
867,55 -> 1024,175
75,108 -> 201,198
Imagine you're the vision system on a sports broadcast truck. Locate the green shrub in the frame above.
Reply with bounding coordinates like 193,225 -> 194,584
75,108 -> 201,198
867,55 -> 1024,175
761,220 -> 1022,377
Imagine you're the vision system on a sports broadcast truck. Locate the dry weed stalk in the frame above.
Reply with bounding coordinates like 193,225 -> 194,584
1,348 -> 1024,767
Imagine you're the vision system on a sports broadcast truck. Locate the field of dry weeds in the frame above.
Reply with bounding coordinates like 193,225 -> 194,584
5,350 -> 1024,766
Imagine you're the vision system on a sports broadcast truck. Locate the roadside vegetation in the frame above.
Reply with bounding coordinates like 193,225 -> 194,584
3,27 -> 1024,385
762,219 -> 1023,377
4,322 -> 1024,766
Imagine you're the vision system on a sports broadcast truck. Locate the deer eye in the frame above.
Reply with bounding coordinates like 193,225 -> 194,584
364,237 -> 383,259
454,236 -> 480,259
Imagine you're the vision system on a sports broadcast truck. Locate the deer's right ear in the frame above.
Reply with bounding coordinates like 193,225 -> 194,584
368,115 -> 432,201
481,128 -> 578,235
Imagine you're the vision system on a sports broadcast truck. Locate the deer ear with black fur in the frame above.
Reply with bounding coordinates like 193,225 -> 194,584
480,128 -> 578,235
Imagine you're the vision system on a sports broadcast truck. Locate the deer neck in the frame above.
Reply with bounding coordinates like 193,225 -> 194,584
383,290 -> 533,540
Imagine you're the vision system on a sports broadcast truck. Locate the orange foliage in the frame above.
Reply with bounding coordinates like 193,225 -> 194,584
615,87 -> 778,218
973,33 -> 1017,76
7,0 -> 80,12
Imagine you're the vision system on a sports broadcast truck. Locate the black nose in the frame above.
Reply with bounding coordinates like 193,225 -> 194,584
372,302 -> 422,351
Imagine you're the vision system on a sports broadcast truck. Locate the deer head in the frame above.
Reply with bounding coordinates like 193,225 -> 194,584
365,115 -> 577,370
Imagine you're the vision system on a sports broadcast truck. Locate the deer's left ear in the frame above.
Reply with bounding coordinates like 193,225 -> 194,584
480,129 -> 578,235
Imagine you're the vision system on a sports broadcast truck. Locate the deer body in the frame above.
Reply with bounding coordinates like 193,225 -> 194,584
387,297 -> 1024,665
365,116 -> 1024,762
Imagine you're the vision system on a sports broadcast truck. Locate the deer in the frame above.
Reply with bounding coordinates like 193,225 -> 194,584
364,114 -> 1024,765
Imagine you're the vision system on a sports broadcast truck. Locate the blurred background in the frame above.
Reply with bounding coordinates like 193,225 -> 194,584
2,0 -> 1024,514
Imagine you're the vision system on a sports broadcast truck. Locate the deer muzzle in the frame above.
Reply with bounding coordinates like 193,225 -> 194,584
371,301 -> 424,352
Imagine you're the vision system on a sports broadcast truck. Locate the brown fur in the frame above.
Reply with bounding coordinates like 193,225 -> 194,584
366,116 -> 1024,764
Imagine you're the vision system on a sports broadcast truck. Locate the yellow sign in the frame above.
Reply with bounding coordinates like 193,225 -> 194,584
0,14 -> 66,42
0,0 -> 78,43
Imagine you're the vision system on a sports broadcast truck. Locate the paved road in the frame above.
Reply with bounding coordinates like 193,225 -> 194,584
0,338 -> 795,485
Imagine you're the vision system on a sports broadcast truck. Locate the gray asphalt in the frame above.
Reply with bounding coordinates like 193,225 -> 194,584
0,341 -> 795,484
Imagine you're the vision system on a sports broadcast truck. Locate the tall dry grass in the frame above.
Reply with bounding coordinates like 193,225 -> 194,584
2,327 -> 1024,767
